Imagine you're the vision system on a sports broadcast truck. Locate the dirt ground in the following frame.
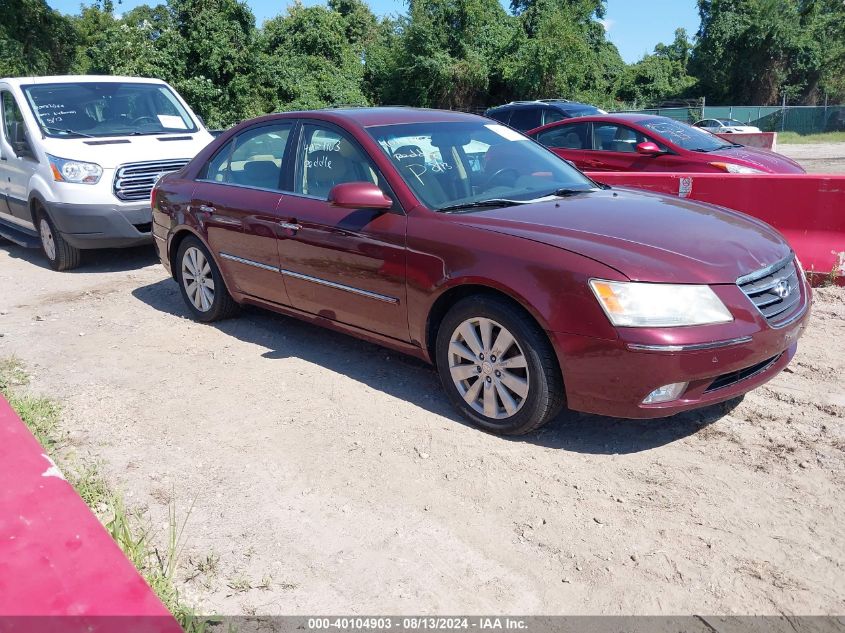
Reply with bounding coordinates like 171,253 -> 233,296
778,142 -> 845,173
1,240 -> 843,616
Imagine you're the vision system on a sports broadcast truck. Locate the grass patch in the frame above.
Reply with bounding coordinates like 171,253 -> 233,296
778,131 -> 845,144
0,357 -> 205,632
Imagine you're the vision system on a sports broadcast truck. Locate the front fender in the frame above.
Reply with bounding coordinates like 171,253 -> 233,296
406,212 -> 624,350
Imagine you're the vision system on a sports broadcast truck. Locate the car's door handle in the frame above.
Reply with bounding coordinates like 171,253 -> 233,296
197,204 -> 215,214
279,221 -> 301,231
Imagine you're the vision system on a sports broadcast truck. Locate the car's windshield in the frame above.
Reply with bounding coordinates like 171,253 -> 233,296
638,117 -> 728,152
368,121 -> 596,211
21,82 -> 198,138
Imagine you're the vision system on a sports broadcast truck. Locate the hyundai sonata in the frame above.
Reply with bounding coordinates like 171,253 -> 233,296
152,108 -> 810,435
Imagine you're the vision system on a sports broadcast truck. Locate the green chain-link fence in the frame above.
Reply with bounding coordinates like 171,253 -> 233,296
615,105 -> 845,135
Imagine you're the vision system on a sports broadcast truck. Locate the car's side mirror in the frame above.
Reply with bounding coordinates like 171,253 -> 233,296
635,141 -> 662,156
328,182 -> 393,210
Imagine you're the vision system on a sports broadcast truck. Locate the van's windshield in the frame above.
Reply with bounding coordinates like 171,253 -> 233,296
21,82 -> 199,138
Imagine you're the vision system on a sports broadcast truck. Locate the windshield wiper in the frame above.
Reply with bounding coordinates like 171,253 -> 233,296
438,198 -> 529,213
551,187 -> 597,196
41,126 -> 93,138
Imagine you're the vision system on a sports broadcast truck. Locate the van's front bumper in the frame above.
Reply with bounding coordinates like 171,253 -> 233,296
43,201 -> 153,249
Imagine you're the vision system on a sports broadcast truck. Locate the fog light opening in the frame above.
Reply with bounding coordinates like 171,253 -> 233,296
642,382 -> 688,404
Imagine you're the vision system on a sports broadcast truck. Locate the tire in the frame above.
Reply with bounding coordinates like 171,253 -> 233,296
37,209 -> 81,271
435,294 -> 565,435
175,236 -> 239,322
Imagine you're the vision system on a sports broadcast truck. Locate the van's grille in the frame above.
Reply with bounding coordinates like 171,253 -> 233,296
737,257 -> 801,326
113,159 -> 189,201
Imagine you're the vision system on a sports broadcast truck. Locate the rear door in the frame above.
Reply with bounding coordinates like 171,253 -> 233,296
275,121 -> 409,341
192,121 -> 294,305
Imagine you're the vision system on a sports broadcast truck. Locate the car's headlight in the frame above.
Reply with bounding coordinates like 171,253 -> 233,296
710,162 -> 764,174
589,280 -> 733,327
46,154 -> 103,184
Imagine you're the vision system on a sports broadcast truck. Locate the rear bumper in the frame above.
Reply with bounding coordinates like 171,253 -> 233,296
550,296 -> 810,419
43,201 -> 153,249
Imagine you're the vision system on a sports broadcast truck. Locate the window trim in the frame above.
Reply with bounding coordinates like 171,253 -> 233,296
196,120 -> 294,192
291,118 -> 403,214
0,90 -> 35,160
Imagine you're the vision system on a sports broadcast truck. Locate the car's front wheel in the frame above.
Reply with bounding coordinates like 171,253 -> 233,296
175,236 -> 239,322
435,295 -> 565,435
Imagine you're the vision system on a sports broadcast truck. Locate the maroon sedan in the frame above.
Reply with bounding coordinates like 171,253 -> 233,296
527,114 -> 805,174
152,108 -> 810,435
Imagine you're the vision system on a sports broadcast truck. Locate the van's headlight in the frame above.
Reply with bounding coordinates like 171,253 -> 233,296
46,154 -> 103,184
589,280 -> 733,327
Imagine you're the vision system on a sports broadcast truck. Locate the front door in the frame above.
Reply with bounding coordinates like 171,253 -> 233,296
0,89 -> 36,225
193,121 -> 294,306
277,122 -> 409,341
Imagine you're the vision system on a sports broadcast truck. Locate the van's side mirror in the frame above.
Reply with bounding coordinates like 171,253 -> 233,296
11,122 -> 33,158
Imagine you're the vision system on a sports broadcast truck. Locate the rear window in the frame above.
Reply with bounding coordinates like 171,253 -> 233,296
507,108 -> 542,131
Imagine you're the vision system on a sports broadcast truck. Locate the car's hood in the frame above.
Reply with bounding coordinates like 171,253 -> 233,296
453,189 -> 792,284
38,133 -> 214,169
707,145 -> 805,173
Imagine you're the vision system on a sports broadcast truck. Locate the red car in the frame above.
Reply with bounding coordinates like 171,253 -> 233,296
152,108 -> 810,435
527,114 -> 805,174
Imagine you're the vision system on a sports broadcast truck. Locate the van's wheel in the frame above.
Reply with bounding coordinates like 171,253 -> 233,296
175,236 -> 239,322
435,295 -> 565,435
37,208 -> 81,271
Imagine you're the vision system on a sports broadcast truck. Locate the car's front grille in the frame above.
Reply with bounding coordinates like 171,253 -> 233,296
113,159 -> 189,201
737,256 -> 801,326
704,353 -> 781,393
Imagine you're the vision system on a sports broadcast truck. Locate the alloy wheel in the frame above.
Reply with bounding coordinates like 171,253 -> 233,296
448,317 -> 530,419
181,246 -> 215,312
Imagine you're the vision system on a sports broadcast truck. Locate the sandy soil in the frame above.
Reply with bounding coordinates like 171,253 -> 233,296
778,142 -> 845,173
0,241 -> 843,616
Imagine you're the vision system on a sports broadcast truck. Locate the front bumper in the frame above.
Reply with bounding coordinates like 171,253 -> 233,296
551,281 -> 811,419
43,201 -> 153,249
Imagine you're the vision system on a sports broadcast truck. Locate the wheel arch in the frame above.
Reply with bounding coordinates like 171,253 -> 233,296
424,281 -> 555,367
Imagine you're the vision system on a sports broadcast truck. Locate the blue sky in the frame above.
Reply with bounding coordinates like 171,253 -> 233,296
46,0 -> 700,64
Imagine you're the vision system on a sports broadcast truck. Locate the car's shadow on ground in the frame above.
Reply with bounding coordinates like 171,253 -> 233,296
132,277 -> 740,455
0,241 -> 158,273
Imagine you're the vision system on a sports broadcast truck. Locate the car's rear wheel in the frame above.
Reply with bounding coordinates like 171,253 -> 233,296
435,295 -> 565,435
37,209 -> 81,271
175,236 -> 239,322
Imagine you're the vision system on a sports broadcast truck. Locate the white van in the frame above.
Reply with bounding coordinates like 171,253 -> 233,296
0,75 -> 213,270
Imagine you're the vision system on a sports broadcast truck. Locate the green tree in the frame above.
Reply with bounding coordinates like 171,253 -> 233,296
619,28 -> 697,107
0,0 -> 76,76
254,2 -> 371,112
500,0 -> 624,109
691,0 -> 845,105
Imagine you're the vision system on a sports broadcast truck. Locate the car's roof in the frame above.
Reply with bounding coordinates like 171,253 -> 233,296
267,107 -> 486,128
526,113 -> 683,136
487,100 -> 598,113
1,75 -> 169,86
